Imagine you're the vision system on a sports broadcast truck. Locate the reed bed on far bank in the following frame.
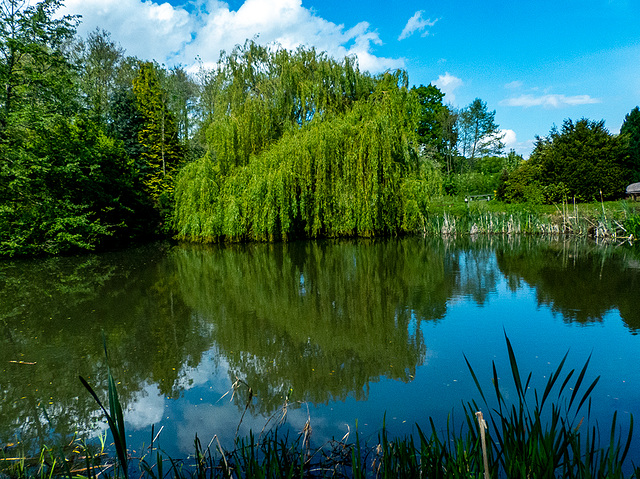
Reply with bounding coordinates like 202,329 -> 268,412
423,199 -> 640,243
2,335 -> 639,478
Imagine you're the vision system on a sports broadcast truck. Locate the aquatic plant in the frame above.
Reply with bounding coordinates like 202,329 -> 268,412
78,336 -> 129,479
464,333 -> 635,477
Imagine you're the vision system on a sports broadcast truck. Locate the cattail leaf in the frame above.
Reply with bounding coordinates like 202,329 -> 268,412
464,353 -> 487,405
568,354 -> 592,411
504,333 -> 523,399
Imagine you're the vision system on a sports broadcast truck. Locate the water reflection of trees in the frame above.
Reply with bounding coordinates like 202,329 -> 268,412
172,237 -> 515,413
0,243 -> 214,449
0,235 -> 517,445
174,239 -> 449,413
495,240 -> 640,331
3,236 -> 637,450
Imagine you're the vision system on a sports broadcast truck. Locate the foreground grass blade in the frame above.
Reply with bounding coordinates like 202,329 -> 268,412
504,333 -> 523,400
78,335 -> 129,479
464,353 -> 487,405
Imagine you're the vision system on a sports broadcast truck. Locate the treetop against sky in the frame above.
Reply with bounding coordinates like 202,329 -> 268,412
57,0 -> 640,157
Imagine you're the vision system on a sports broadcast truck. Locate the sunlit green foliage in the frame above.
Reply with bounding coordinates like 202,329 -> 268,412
0,116 -> 153,256
203,41 -> 376,171
75,28 -> 124,120
4,0 -> 639,256
457,98 -> 504,163
133,61 -> 182,205
0,0 -> 158,256
174,42 -> 441,242
412,83 -> 446,153
0,0 -> 78,126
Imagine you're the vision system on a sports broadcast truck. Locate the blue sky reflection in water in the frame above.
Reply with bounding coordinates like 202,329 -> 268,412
130,242 -> 640,458
1,238 -> 639,465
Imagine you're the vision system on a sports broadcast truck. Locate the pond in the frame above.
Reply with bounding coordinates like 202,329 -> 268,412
1,236 -> 639,464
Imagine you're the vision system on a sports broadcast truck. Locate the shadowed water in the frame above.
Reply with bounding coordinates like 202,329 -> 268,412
1,237 -> 639,461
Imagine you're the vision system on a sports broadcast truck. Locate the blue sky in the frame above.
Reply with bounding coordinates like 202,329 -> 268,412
60,0 -> 640,156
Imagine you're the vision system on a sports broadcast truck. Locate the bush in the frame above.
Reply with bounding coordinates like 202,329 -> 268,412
501,119 -> 630,204
500,162 -> 544,204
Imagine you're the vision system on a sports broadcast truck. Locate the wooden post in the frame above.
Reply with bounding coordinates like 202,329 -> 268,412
476,411 -> 490,479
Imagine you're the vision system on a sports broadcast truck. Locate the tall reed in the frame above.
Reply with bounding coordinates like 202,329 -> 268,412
464,333 -> 635,478
423,200 -> 639,242
78,335 -> 129,479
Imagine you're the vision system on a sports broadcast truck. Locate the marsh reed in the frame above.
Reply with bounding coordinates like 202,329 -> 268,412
423,199 -> 640,243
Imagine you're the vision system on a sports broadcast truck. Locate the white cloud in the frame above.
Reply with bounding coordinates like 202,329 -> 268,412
398,10 -> 438,41
433,72 -> 463,103
500,94 -> 601,108
504,80 -> 522,90
125,382 -> 166,430
61,0 -> 403,73
499,129 -> 536,157
501,129 -> 517,147
62,0 -> 193,63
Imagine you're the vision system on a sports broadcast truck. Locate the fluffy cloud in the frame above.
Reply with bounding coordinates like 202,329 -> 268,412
433,72 -> 463,103
501,129 -> 517,147
61,0 -> 403,73
398,10 -> 438,40
500,94 -> 601,108
62,0 -> 193,63
499,129 -> 536,157
125,382 -> 166,430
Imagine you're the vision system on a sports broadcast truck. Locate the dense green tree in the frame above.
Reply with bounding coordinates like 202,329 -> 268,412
163,65 -> 197,142
108,86 -> 145,158
75,28 -> 124,119
199,41 -> 376,174
162,65 -> 203,162
496,161 -> 543,203
413,84 -> 446,153
438,105 -> 459,174
0,114 -> 156,256
620,106 -> 640,183
132,61 -> 183,206
0,0 -> 78,128
0,0 -> 85,256
0,2 -> 154,256
493,150 -> 525,201
501,119 -> 629,203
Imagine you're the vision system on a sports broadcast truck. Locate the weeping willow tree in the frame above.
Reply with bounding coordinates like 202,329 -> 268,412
174,41 -> 441,242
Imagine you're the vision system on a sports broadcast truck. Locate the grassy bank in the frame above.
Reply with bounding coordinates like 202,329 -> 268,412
420,198 -> 640,241
2,336 -> 638,478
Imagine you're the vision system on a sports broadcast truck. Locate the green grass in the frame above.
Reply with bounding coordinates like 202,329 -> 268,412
2,334 -> 638,478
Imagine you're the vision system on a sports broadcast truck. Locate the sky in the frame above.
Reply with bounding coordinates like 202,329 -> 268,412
58,0 -> 640,157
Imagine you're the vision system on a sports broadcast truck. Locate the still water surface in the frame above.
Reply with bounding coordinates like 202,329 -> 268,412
1,237 -> 639,460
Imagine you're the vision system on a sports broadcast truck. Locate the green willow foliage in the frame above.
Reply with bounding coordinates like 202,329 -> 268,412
174,42 -> 441,242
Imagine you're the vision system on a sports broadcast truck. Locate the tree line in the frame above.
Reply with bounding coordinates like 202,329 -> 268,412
1,0 -> 639,256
